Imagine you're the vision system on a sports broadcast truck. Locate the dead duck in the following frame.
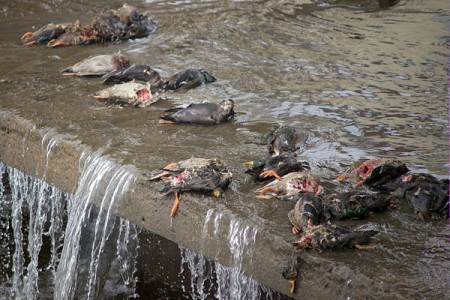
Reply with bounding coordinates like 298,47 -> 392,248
163,69 -> 216,92
21,23 -> 67,46
288,193 -> 328,234
258,171 -> 324,199
61,54 -> 130,77
337,158 -> 408,188
93,81 -> 154,107
295,223 -> 378,251
245,153 -> 310,182
102,65 -> 163,93
265,125 -> 308,156
149,158 -> 232,217
383,173 -> 449,220
47,21 -> 99,47
323,189 -> 392,220
159,99 -> 234,125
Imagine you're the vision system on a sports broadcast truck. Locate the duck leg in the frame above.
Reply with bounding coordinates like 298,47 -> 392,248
21,32 -> 34,40
259,170 -> 282,181
259,186 -> 280,196
170,192 -> 180,217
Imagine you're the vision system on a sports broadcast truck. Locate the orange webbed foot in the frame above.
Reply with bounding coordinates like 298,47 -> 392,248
336,174 -> 348,181
21,32 -> 34,40
170,192 -> 180,217
260,170 -> 282,181
163,162 -> 177,170
258,186 -> 280,196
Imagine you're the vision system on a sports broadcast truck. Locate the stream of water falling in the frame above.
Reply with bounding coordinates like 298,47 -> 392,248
0,153 -> 140,299
180,209 -> 277,300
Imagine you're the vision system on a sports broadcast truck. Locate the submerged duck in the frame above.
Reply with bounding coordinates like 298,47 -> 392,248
337,158 -> 408,188
323,189 -> 391,220
159,99 -> 234,125
288,193 -> 328,234
102,65 -> 163,93
163,69 -> 216,92
93,81 -> 154,107
295,223 -> 378,251
245,154 -> 310,182
258,171 -> 324,199
383,173 -> 449,220
149,158 -> 232,217
21,23 -> 67,46
61,54 -> 130,77
265,125 -> 308,156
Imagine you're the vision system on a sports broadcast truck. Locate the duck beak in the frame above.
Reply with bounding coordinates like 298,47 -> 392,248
244,161 -> 254,166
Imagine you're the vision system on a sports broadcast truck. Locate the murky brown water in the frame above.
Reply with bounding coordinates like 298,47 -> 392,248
0,0 -> 449,299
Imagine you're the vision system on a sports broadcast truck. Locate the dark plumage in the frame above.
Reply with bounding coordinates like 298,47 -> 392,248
323,190 -> 391,220
288,193 -> 328,233
383,173 -> 449,220
21,23 -> 67,45
102,65 -> 163,93
149,158 -> 232,217
159,99 -> 234,125
337,158 -> 408,188
163,69 -> 216,92
295,224 -> 378,250
266,125 -> 308,156
245,154 -> 310,182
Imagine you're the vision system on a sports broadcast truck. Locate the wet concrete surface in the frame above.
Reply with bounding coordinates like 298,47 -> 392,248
0,0 -> 449,298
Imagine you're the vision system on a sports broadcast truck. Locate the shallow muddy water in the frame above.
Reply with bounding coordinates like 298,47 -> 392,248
0,0 -> 449,299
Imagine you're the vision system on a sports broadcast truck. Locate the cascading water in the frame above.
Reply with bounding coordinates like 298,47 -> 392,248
54,152 -> 140,300
0,151 -> 140,299
180,209 -> 277,300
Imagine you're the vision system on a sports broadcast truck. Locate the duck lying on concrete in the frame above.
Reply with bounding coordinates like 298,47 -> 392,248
246,125 -> 309,182
102,65 -> 164,93
21,4 -> 156,47
21,23 -> 68,45
93,81 -> 154,107
258,171 -> 324,199
288,193 -> 328,234
163,69 -> 216,92
245,154 -> 310,182
323,189 -> 392,220
382,173 -> 449,220
159,99 -> 234,125
294,223 -> 378,251
337,158 -> 408,188
61,53 -> 130,77
265,125 -> 308,156
149,158 -> 232,217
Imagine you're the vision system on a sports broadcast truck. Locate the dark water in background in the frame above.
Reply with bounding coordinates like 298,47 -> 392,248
0,0 -> 449,299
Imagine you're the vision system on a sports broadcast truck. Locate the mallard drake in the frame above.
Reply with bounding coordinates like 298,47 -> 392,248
21,23 -> 67,46
295,223 -> 378,251
258,171 -> 324,199
265,125 -> 308,156
61,54 -> 130,77
337,158 -> 408,188
159,99 -> 234,125
93,81 -> 154,107
383,173 -> 449,220
149,158 -> 232,217
245,154 -> 310,181
323,189 -> 391,220
288,193 -> 328,234
102,65 -> 163,93
163,69 -> 216,92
